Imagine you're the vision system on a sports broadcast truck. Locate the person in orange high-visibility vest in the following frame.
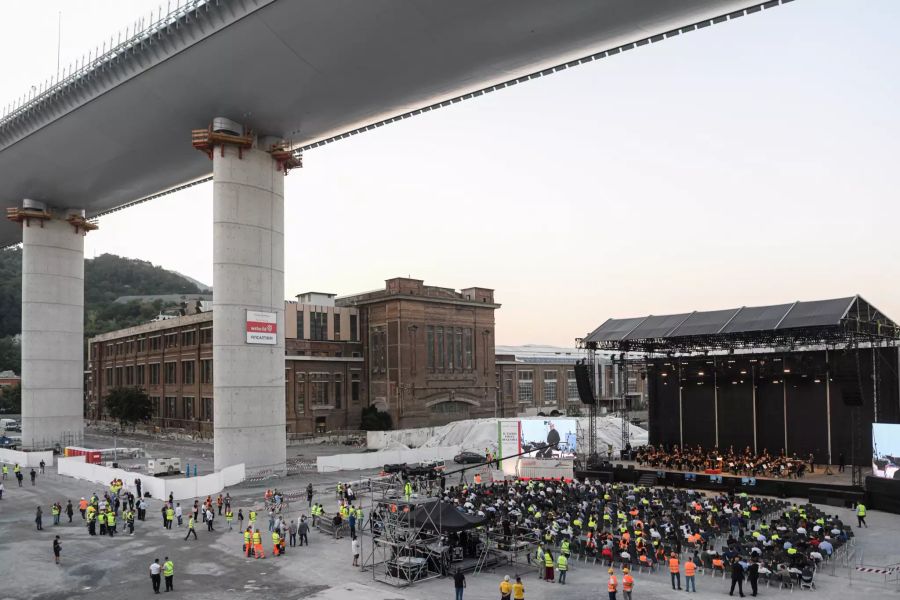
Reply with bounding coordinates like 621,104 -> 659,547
684,556 -> 697,592
607,567 -> 618,600
669,552 -> 681,590
622,567 -> 635,600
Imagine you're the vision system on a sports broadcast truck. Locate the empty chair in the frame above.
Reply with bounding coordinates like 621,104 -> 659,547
799,567 -> 815,590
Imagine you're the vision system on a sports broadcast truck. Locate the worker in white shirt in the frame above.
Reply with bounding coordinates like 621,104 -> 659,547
149,558 -> 162,594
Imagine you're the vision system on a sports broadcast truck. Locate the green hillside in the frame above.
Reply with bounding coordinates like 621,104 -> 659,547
0,249 -> 204,373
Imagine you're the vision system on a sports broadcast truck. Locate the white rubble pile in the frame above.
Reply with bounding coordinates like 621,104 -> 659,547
367,415 -> 648,453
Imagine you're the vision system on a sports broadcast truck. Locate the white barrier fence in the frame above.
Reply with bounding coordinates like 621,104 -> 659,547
57,456 -> 245,501
316,445 -> 460,473
0,447 -> 55,468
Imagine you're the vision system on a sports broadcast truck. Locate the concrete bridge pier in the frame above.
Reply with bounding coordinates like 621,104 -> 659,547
14,201 -> 90,450
212,137 -> 287,474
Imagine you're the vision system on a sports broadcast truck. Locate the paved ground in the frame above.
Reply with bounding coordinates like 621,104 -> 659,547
1,442 -> 899,600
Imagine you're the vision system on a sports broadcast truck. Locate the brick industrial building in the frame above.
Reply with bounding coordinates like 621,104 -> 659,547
495,345 -> 649,415
87,278 -> 501,434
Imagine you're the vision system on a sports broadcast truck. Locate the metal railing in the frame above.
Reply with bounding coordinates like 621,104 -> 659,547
1,0 -> 214,127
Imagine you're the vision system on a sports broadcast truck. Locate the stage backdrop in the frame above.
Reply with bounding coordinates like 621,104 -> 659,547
647,347 -> 899,466
497,420 -> 521,476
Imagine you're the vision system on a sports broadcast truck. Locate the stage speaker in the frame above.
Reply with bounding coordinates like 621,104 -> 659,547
574,362 -> 596,405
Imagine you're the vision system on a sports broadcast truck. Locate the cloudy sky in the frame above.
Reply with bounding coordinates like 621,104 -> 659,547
2,1 -> 897,346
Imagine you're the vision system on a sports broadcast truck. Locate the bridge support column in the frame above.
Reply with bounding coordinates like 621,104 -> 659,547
212,145 -> 286,474
14,203 -> 89,450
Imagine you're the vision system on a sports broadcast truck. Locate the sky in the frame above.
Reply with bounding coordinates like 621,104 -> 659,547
1,1 -> 898,346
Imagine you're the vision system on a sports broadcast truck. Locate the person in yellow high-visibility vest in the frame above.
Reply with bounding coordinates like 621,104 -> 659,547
557,553 -> 568,584
857,503 -> 868,528
184,516 -> 197,540
253,528 -> 265,559
163,557 -> 174,592
272,530 -> 281,556
244,527 -> 253,556
544,550 -> 555,582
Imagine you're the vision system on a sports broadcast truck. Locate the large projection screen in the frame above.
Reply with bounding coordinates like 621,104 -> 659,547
872,423 -> 900,479
520,419 -> 577,459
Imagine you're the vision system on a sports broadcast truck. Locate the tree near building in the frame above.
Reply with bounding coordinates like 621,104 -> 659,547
0,383 -> 20,414
359,405 -> 393,431
103,387 -> 153,430
0,336 -> 20,374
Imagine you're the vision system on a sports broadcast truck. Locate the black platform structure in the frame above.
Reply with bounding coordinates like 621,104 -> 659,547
580,295 -> 900,512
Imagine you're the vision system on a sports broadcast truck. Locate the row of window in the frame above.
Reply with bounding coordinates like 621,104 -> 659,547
105,359 -> 213,387
425,326 -> 474,372
150,396 -> 214,421
103,328 -> 212,357
297,312 -> 359,342
513,370 -> 579,405
292,371 -> 361,415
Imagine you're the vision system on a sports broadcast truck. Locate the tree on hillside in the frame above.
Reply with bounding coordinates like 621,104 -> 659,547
359,405 -> 393,431
85,253 -> 200,305
0,383 -> 20,414
0,248 -> 22,337
0,248 -> 205,339
0,336 -> 20,374
103,387 -> 154,430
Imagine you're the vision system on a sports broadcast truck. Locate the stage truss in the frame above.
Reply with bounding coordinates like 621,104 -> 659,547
368,496 -> 446,587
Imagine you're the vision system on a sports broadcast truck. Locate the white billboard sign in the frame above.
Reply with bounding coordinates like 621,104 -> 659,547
246,310 -> 277,345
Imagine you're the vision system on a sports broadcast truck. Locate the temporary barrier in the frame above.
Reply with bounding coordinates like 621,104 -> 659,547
57,455 -> 245,500
856,566 -> 895,575
0,447 -> 54,468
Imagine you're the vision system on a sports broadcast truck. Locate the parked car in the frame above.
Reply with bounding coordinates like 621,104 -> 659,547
0,435 -> 18,449
453,451 -> 485,465
0,418 -> 19,432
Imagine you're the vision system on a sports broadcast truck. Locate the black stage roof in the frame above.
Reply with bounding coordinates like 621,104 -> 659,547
584,295 -> 900,352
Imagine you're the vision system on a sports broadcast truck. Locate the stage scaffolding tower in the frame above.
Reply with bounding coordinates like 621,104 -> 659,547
615,352 -> 631,452
365,478 -> 445,588
577,338 -> 599,461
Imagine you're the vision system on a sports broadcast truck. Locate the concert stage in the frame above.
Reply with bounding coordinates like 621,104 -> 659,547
583,296 -> 900,466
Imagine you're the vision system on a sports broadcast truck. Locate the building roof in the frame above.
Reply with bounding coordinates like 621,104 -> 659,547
495,345 -> 584,364
584,295 -> 899,352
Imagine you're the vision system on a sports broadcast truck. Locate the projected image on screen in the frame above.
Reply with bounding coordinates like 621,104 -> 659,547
872,423 -> 900,480
520,419 -> 577,459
